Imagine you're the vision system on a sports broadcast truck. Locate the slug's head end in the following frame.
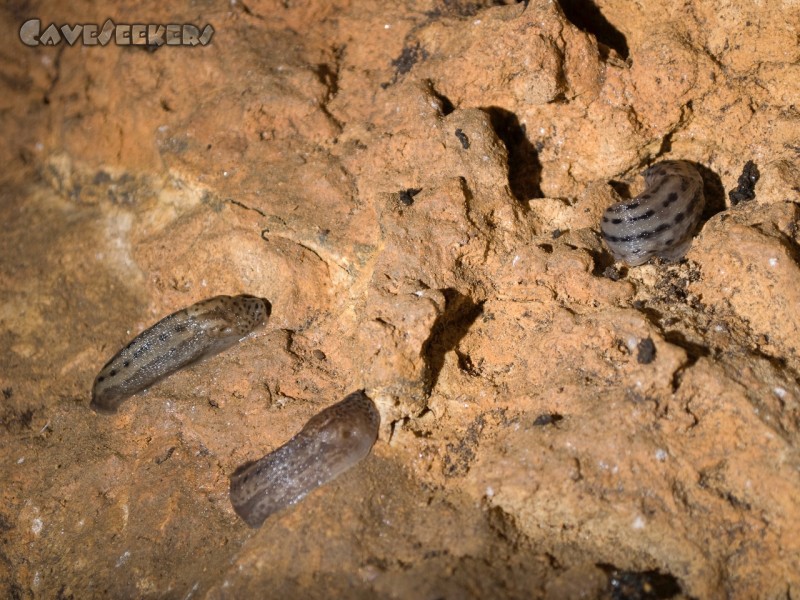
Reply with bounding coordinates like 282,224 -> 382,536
89,378 -> 125,415
89,388 -> 121,415
230,295 -> 271,332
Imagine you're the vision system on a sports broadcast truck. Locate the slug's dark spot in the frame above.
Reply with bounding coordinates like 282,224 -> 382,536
629,209 -> 655,222
109,370 -> 117,377
123,361 -> 130,368
648,180 -> 665,195
674,211 -> 686,224
611,218 -> 623,225
174,324 -> 187,333
623,201 -> 640,210
680,178 -> 690,191
602,217 -> 610,223
97,376 -> 105,383
663,192 -> 679,207
610,220 -> 671,243
641,193 -> 652,200
159,332 -> 169,342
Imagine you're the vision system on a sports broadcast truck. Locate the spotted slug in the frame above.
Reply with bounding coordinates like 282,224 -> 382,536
601,160 -> 705,266
229,390 -> 380,528
91,295 -> 270,414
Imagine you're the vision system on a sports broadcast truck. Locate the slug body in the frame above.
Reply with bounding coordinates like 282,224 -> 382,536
229,390 -> 380,528
91,295 -> 270,414
601,160 -> 705,266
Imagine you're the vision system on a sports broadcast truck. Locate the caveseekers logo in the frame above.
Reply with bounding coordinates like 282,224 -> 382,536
20,18 -> 214,47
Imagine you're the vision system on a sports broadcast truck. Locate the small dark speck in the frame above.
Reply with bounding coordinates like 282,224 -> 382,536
313,349 -> 326,360
637,338 -> 656,364
552,229 -> 563,239
138,42 -> 163,53
728,160 -> 760,205
398,188 -> 422,206
603,265 -> 624,281
533,413 -> 563,426
2,387 -> 12,399
454,128 -> 470,149
155,446 -> 176,465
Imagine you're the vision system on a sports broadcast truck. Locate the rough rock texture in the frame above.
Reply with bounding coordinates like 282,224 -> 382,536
1,0 -> 799,598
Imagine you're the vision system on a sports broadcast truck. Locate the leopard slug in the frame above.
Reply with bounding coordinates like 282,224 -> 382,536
229,390 -> 380,528
601,160 -> 705,266
91,295 -> 270,414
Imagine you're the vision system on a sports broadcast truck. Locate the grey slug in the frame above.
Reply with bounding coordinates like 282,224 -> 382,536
91,295 -> 270,414
601,160 -> 705,266
229,390 -> 380,528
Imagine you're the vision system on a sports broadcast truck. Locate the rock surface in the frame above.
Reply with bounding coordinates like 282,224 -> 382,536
0,0 -> 798,598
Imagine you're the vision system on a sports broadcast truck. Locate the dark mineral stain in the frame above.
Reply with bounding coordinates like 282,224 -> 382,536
637,338 -> 657,364
455,128 -> 470,149
398,188 -> 422,206
533,413 -> 563,426
728,160 -> 760,205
